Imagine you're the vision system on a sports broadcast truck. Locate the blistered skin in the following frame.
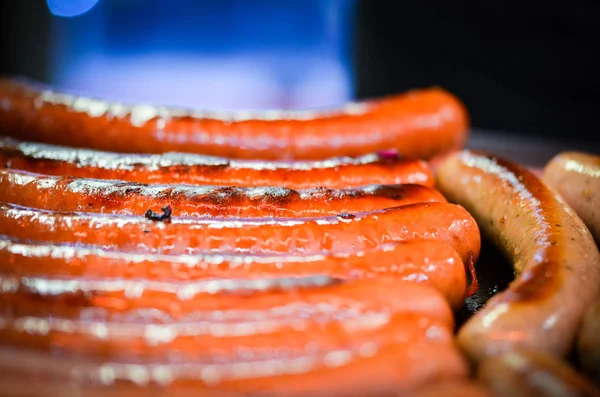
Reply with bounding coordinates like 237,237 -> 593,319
0,138 -> 435,188
0,78 -> 469,160
0,202 -> 481,262
0,278 -> 469,397
0,169 -> 446,218
542,151 -> 600,243
478,351 -> 600,397
436,151 -> 600,362
0,238 -> 467,309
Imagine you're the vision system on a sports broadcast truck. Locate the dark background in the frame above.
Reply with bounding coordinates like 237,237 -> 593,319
1,1 -> 598,143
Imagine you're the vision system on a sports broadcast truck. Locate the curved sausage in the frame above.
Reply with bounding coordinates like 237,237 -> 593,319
578,301 -> 600,384
0,78 -> 469,160
0,138 -> 435,188
436,150 -> 600,362
542,151 -> 600,243
478,351 -> 600,397
0,202 -> 481,262
0,168 -> 445,218
0,238 -> 468,309
0,278 -> 469,396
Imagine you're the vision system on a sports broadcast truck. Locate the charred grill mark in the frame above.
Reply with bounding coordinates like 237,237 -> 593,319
145,206 -> 172,222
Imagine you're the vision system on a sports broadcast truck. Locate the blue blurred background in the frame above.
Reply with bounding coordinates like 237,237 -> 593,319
47,0 -> 355,109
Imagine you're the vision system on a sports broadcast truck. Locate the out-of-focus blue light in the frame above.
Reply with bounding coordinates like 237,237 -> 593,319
48,0 -> 356,108
47,0 -> 100,18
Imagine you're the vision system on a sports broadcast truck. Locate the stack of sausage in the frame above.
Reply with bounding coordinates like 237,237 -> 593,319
0,78 -> 485,396
0,78 -> 599,396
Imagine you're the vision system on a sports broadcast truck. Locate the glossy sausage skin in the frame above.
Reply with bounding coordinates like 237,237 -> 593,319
478,351 -> 600,397
0,138 -> 435,188
0,168 -> 446,218
436,150 -> 600,362
542,151 -> 600,243
0,278 -> 469,397
0,202 -> 481,262
0,78 -> 469,160
0,238 -> 468,309
0,279 -> 455,361
578,301 -> 600,384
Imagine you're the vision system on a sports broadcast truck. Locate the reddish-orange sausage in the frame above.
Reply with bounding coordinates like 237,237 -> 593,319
0,279 -> 454,361
0,169 -> 445,218
0,138 -> 435,188
0,238 -> 468,308
436,150 -> 600,362
0,279 -> 469,396
0,202 -> 481,262
0,78 -> 469,160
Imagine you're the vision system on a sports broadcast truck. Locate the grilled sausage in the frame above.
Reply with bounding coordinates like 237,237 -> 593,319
0,168 -> 445,217
436,150 -> 600,362
542,151 -> 600,243
0,77 -> 469,160
0,238 -> 468,309
0,202 -> 481,262
0,137 -> 435,188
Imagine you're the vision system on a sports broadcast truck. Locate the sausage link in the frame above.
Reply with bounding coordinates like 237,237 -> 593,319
578,301 -> 600,384
478,351 -> 600,397
542,151 -> 600,243
0,137 -> 435,188
0,202 -> 481,262
0,238 -> 468,309
0,78 -> 469,160
0,279 -> 453,361
436,150 -> 600,362
0,168 -> 445,217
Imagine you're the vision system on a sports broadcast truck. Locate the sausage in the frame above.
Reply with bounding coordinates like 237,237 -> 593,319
478,351 -> 600,397
0,238 -> 468,309
0,342 -> 467,397
542,151 -> 600,243
0,278 -> 455,360
436,150 -> 600,362
0,77 -> 469,160
0,137 -> 435,188
0,202 -> 481,262
578,301 -> 600,384
0,278 -> 469,396
412,381 -> 491,397
0,168 -> 445,217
